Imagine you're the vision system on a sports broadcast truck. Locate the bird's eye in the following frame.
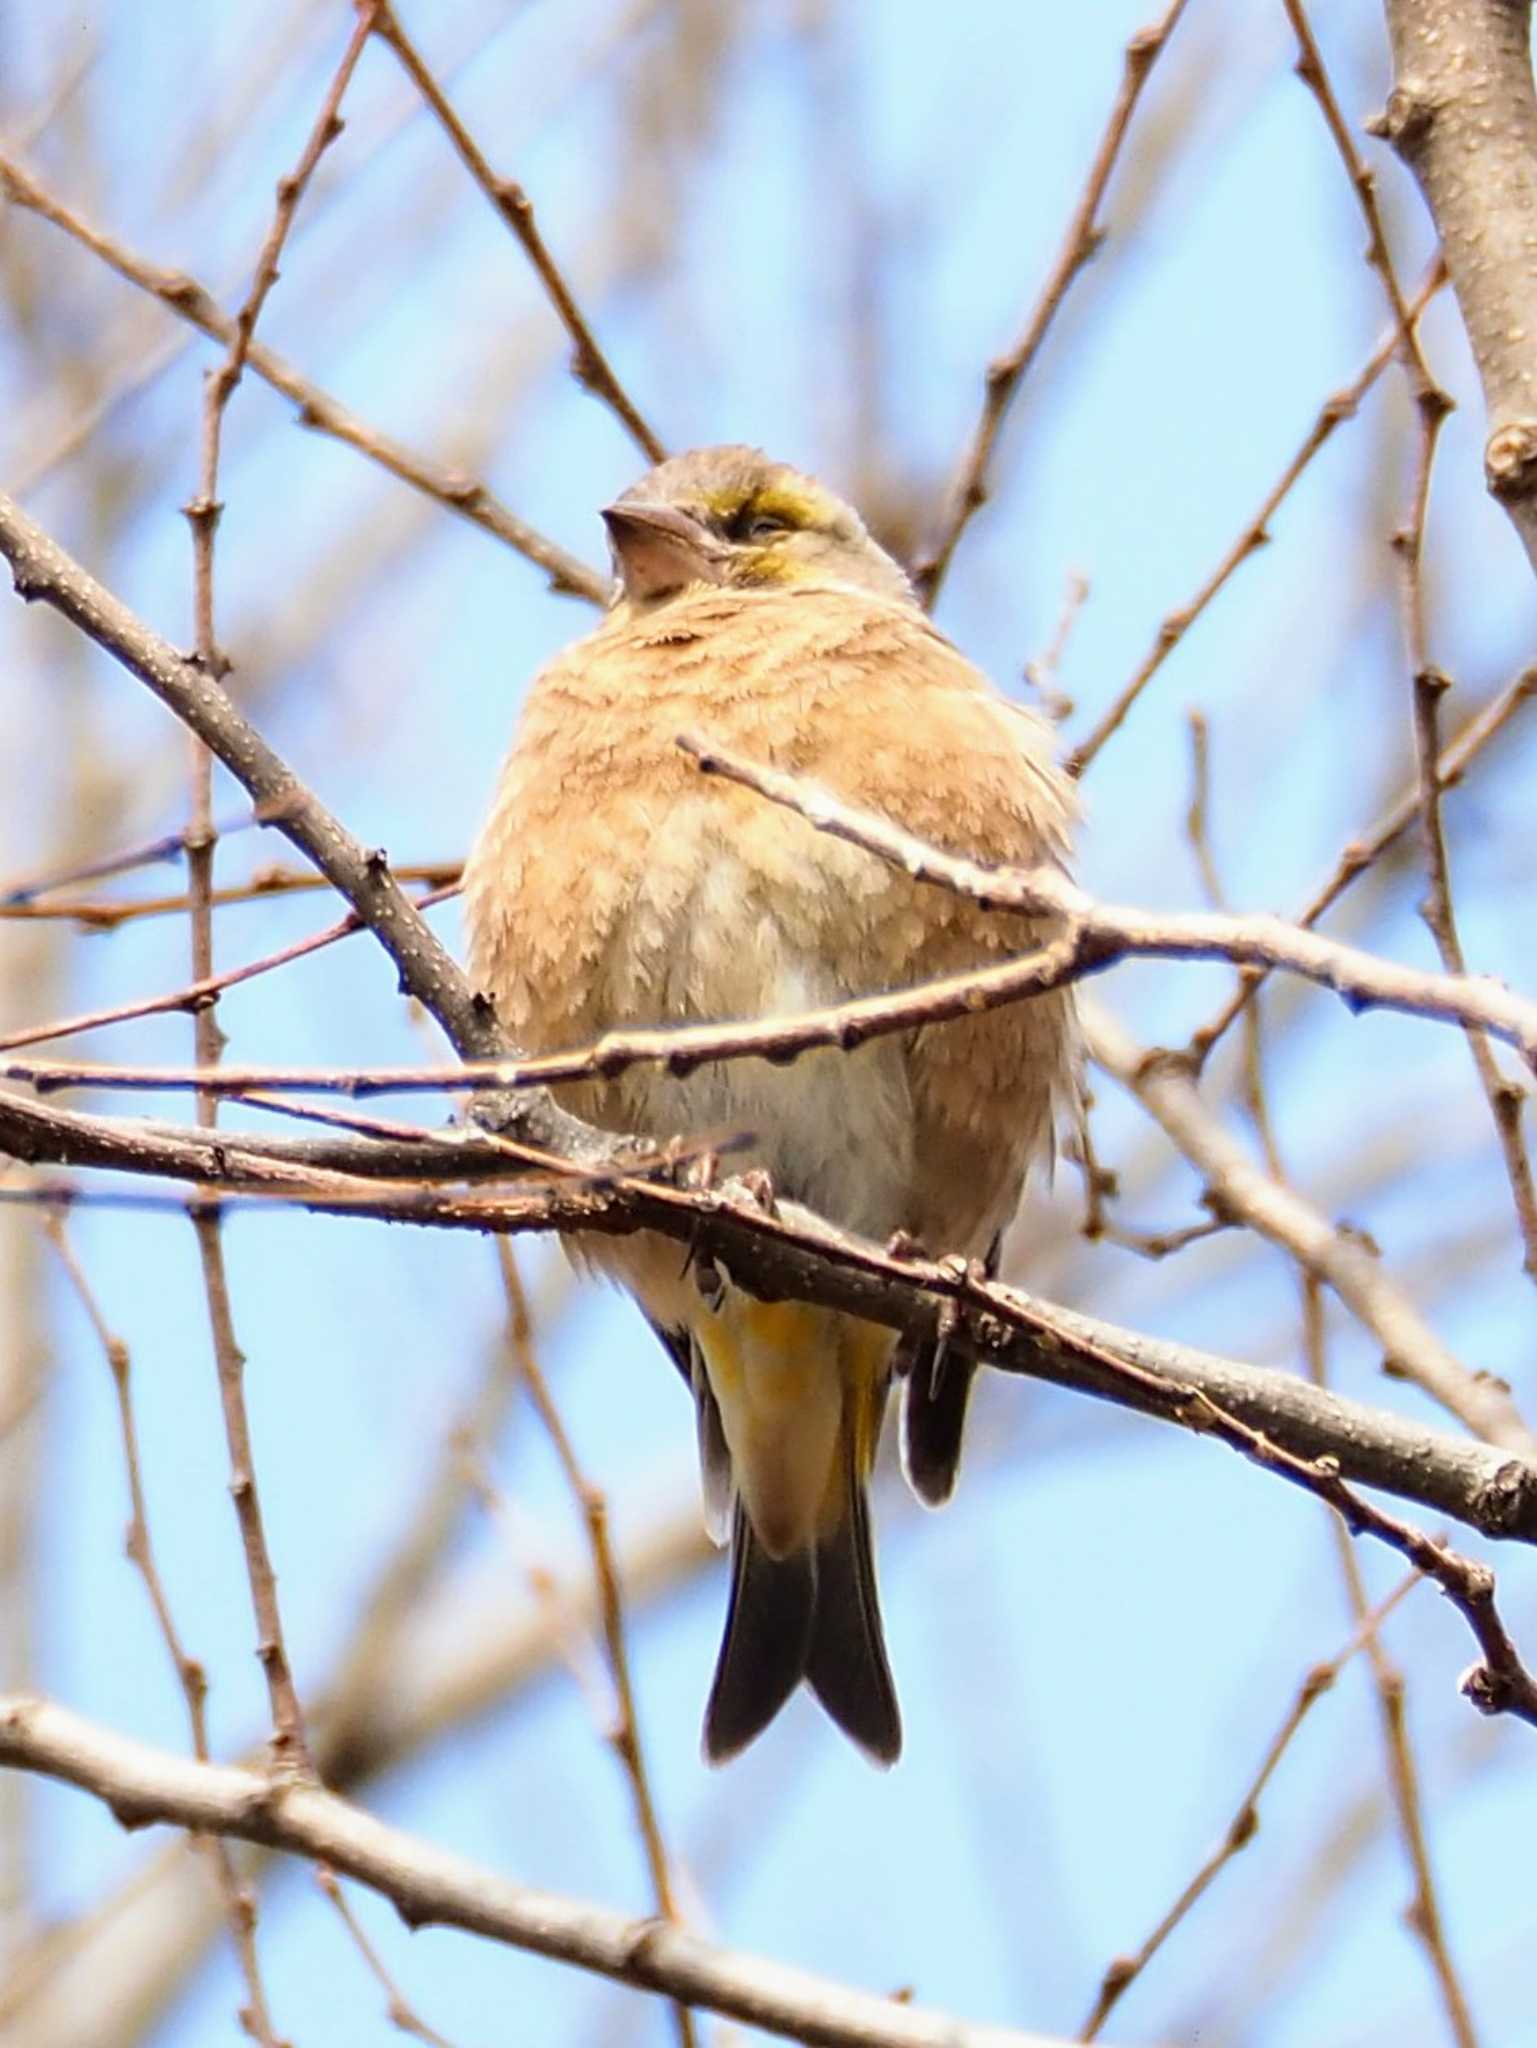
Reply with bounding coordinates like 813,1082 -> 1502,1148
744,513 -> 791,542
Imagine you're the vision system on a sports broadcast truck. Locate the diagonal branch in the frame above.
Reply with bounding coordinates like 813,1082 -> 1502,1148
365,0 -> 664,464
913,0 -> 1188,606
0,153 -> 607,601
0,487 -> 620,1173
678,738 -> 1537,1076
0,1694 -> 1093,2048
4,1088 -> 1537,1558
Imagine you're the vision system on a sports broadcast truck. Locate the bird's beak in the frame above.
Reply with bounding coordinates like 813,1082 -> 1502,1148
602,501 -> 723,602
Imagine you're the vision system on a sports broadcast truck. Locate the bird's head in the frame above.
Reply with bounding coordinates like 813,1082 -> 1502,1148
602,445 -> 913,612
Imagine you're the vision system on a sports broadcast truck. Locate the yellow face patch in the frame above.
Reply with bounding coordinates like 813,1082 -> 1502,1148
731,548 -> 807,585
698,480 -> 836,532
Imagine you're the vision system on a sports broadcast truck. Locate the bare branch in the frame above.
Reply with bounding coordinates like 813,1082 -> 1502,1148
1187,661 -> 1537,1067
0,1694 -> 1087,2048
1067,263 -> 1445,772
1086,997 -> 1536,1455
492,1243 -> 698,2048
1376,0 -> 1537,570
365,0 -> 664,464
0,487 -> 617,1170
0,154 -> 607,601
913,0 -> 1188,605
4,1089 -> 1537,1561
1079,1569 -> 1423,2040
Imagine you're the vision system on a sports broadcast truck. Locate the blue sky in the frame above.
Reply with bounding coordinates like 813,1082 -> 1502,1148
4,2 -> 1537,2044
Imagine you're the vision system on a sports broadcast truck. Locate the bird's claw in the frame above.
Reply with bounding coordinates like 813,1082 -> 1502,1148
723,1167 -> 777,1215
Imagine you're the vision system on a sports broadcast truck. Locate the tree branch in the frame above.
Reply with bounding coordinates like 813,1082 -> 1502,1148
3,1088 -> 1536,1555
0,1695 -> 1086,2048
1376,0 -> 1537,569
0,154 -> 608,602
0,487 -> 621,1172
679,737 -> 1537,1076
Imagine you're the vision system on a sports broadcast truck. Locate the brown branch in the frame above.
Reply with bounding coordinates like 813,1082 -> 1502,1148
1186,660 -> 1537,1067
0,1694 -> 1083,2048
5,1088 -> 1537,1565
1283,0 -> 1451,423
0,465 -> 1531,1491
1085,997 -> 1536,1456
678,737 -> 1537,1075
492,1243 -> 698,2048
0,864 -> 457,930
0,878 -> 458,1055
0,1495 -> 711,2047
15,787 -> 1537,1103
0,153 -> 607,601
41,1219 -> 285,2046
0,809 -> 259,907
365,0 -> 663,465
313,1868 -> 459,2048
912,0 -> 1188,605
176,18 -> 379,1793
1066,261 -> 1446,773
1375,0 -> 1537,572
1411,671 -> 1537,1280
11,817 -> 1537,1096
0,486 -> 619,1171
14,1161 -> 1537,1721
1305,1283 -> 1480,2048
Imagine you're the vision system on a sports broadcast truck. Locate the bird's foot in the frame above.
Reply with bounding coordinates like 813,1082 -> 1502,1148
682,1145 -> 722,1192
723,1167 -> 778,1215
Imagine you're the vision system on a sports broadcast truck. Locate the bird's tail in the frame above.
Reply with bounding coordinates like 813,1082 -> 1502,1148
704,1423 -> 901,1766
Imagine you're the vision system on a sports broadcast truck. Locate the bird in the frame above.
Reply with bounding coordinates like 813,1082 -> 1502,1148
462,445 -> 1076,1766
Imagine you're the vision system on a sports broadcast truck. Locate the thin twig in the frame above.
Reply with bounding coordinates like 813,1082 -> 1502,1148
494,1242 -> 698,2048
42,1217 -> 286,2047
1282,0 -> 1451,429
0,862 -> 457,929
1408,661 -> 1537,1287
175,11 -> 375,1789
0,878 -> 455,1055
0,810 -> 259,906
913,0 -> 1188,605
1067,262 -> 1446,773
1078,1566 -> 1423,2040
0,153 -> 607,600
365,0 -> 664,464
1301,1279 -> 1480,2048
1022,570 -> 1089,720
1186,662 -> 1537,1067
313,1868 -> 460,2048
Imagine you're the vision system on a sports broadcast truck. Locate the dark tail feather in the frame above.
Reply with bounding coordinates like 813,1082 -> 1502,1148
805,1445 -> 902,1766
899,1231 -> 1000,1506
900,1345 -> 975,1506
703,1505 -> 815,1764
